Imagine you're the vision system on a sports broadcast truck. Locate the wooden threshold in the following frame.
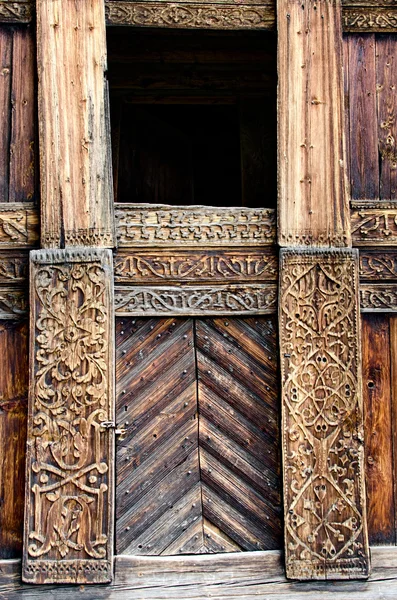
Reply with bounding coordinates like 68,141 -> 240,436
1,547 -> 397,598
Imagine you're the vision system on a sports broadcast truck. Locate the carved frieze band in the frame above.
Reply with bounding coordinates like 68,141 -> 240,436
0,203 -> 39,249
360,284 -> 397,312
0,0 -> 32,22
115,284 -> 277,316
279,248 -> 369,580
343,7 -> 397,31
115,204 -> 276,247
114,249 -> 278,283
351,203 -> 397,246
23,248 -> 114,584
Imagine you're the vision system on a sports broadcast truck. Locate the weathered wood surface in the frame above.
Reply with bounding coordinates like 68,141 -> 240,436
0,1 -> 32,24
2,547 -> 397,599
362,315 -> 395,544
37,0 -> 114,249
23,249 -> 115,584
115,316 -> 281,555
0,320 -> 28,558
115,204 -> 276,247
389,317 -> 397,543
0,203 -> 38,248
277,0 -> 350,248
279,248 -> 369,579
0,25 -> 36,203
0,287 -> 27,319
351,202 -> 397,245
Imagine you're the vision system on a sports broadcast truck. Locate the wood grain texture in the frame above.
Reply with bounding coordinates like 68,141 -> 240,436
277,0 -> 350,247
0,26 -> 12,202
23,249 -> 115,584
389,317 -> 397,544
37,0 -> 115,249
362,315 -> 395,545
2,547 -> 397,599
345,35 -> 379,200
0,320 -> 28,558
115,316 -> 282,556
376,35 -> 397,201
279,248 -> 369,580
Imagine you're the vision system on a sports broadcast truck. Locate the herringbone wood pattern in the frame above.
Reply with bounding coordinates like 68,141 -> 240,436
115,316 -> 281,555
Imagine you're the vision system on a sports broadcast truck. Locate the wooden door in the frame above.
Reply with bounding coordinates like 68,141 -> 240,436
115,315 -> 281,555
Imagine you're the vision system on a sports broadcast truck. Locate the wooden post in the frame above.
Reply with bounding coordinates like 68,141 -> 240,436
277,0 -> 370,579
22,0 -> 115,584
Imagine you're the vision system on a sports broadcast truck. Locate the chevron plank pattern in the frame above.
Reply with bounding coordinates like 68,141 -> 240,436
115,316 -> 282,555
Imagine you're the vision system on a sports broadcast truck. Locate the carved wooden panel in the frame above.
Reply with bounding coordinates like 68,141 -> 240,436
115,205 -> 276,247
114,284 -> 277,316
0,203 -> 39,248
359,250 -> 397,281
279,248 -> 369,580
114,249 -> 278,284
23,248 -> 114,584
0,287 -> 27,319
344,6 -> 397,32
351,202 -> 397,245
0,1 -> 32,23
0,251 -> 28,283
360,284 -> 397,312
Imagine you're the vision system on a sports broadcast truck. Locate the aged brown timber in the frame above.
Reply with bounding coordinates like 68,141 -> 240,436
23,248 -> 114,584
279,249 -> 369,579
351,202 -> 397,245
37,0 -> 115,249
277,0 -> 350,247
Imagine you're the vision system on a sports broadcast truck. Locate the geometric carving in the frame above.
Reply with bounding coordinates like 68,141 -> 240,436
0,203 -> 39,248
279,248 -> 370,580
105,1 -> 276,29
114,284 -> 277,316
114,249 -> 278,284
23,248 -> 114,584
351,202 -> 397,246
0,0 -> 32,22
115,204 -> 276,247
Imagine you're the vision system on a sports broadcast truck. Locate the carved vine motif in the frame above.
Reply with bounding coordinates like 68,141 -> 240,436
0,253 -> 28,282
114,284 -> 277,315
114,250 -> 278,283
359,251 -> 397,281
0,288 -> 27,318
279,249 -> 369,580
105,1 -> 275,29
351,203 -> 397,245
23,249 -> 114,584
343,8 -> 397,31
115,205 -> 276,247
0,203 -> 39,248
360,284 -> 397,311
0,0 -> 32,22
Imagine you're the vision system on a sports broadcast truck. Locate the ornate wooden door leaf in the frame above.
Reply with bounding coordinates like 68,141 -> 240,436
115,315 -> 281,555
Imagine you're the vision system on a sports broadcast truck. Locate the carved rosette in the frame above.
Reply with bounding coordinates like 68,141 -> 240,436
23,249 -> 114,584
279,249 -> 369,580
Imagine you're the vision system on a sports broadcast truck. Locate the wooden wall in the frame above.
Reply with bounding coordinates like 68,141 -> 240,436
0,25 -> 37,203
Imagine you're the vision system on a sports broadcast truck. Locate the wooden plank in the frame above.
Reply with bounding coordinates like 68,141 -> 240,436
22,248 -> 114,584
0,320 -> 28,558
114,248 -> 278,284
9,25 -> 35,203
376,35 -> 397,201
362,315 -> 395,544
346,34 -> 379,200
389,317 -> 397,545
0,25 -> 12,202
37,0 -> 115,248
279,248 -> 369,580
114,284 -> 277,316
277,0 -> 350,247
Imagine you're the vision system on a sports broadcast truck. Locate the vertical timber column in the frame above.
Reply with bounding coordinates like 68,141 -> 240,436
23,0 -> 115,585
277,0 -> 370,580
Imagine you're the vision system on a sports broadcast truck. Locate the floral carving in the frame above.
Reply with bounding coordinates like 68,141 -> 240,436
279,249 -> 369,580
0,203 -> 39,248
360,284 -> 397,311
23,249 -> 114,585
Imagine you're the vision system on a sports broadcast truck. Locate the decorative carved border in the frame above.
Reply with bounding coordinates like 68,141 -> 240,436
0,251 -> 29,283
359,250 -> 397,281
0,287 -> 27,318
0,0 -> 32,22
279,248 -> 369,580
343,7 -> 397,31
115,283 -> 277,315
105,1 -> 275,29
115,204 -> 276,247
23,248 -> 114,584
351,202 -> 397,246
0,203 -> 39,249
360,284 -> 397,312
114,248 -> 278,284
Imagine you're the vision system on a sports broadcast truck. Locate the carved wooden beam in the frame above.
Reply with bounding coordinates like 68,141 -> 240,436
351,202 -> 397,246
0,0 -> 32,22
0,203 -> 39,249
279,248 -> 369,579
23,248 -> 115,584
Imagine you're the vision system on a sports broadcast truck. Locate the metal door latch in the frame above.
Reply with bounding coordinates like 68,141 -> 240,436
100,421 -> 127,439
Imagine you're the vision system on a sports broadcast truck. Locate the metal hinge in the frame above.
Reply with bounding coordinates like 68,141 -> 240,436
100,421 -> 127,439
